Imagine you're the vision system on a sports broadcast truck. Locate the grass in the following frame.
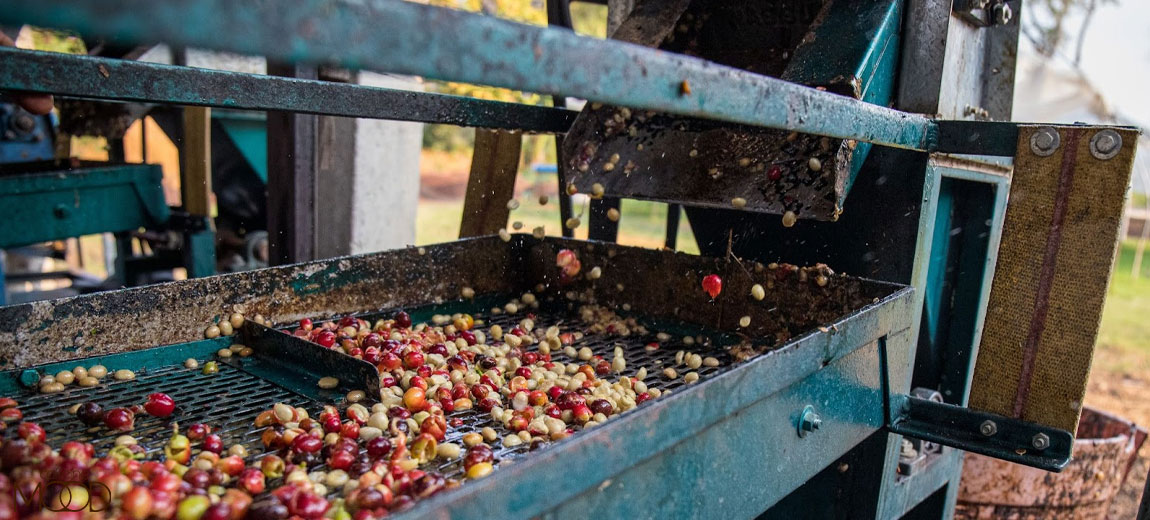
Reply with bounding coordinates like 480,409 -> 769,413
415,165 -> 699,253
416,197 -> 699,253
414,148 -> 1147,375
1094,239 -> 1150,373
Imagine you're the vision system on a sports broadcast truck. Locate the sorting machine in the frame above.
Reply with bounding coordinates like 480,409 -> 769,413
0,0 -> 1139,518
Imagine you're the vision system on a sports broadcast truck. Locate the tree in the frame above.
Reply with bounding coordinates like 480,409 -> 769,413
1023,0 -> 1117,65
420,0 -> 606,155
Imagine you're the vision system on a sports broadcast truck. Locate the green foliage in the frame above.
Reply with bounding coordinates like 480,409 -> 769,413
422,124 -> 475,152
1023,0 -> 1117,60
20,27 -> 87,54
420,0 -> 606,153
571,2 -> 609,38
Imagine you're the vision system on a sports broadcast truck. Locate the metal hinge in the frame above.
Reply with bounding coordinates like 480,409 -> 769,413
887,394 -> 1072,472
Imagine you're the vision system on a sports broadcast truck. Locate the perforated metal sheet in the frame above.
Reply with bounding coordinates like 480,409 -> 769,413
5,300 -> 735,487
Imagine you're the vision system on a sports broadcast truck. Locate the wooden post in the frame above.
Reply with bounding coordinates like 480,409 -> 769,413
266,64 -> 319,265
459,129 -> 522,238
181,106 -> 212,217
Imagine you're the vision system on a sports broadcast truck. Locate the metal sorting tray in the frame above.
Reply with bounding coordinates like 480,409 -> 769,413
0,297 -> 737,502
0,236 -> 912,517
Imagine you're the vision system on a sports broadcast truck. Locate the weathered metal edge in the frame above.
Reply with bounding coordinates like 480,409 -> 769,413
392,287 -> 916,520
0,47 -> 576,133
0,0 -> 934,150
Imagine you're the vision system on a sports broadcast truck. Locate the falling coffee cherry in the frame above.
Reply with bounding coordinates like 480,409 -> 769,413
702,274 -> 722,299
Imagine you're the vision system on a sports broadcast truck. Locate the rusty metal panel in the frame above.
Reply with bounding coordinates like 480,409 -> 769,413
561,0 -> 903,220
0,236 -> 896,370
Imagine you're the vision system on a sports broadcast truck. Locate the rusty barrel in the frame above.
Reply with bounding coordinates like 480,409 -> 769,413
956,407 -> 1146,519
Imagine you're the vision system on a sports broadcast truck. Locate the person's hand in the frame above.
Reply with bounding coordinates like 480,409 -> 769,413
0,32 -> 53,115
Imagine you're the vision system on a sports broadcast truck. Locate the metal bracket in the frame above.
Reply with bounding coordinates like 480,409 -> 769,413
887,395 -> 1072,472
242,322 -> 381,399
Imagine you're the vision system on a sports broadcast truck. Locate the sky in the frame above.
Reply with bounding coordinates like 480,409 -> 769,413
1049,1 -> 1150,128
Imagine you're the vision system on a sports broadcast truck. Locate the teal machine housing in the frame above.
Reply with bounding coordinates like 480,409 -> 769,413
0,0 -> 1131,518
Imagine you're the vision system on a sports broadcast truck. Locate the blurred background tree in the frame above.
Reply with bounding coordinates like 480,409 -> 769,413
421,0 -> 606,159
1024,0 -> 1118,65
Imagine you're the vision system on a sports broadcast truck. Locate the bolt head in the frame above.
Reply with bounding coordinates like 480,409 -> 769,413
994,3 -> 1013,25
979,419 -> 998,437
1096,134 -> 1117,152
798,406 -> 821,437
1031,433 -> 1051,450
1090,129 -> 1123,160
1030,128 -> 1061,156
13,114 -> 35,132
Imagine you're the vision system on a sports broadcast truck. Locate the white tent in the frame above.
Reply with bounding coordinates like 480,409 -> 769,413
1013,38 -> 1149,272
1013,39 -> 1150,194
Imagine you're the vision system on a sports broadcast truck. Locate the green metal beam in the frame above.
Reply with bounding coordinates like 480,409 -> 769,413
0,47 -> 575,133
0,0 -> 935,150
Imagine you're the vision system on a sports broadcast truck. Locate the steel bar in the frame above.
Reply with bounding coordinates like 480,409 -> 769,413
888,395 -> 1072,471
0,0 -> 935,150
0,47 -> 575,133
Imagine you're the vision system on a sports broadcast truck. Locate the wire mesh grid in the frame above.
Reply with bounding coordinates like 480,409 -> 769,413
6,301 -> 736,489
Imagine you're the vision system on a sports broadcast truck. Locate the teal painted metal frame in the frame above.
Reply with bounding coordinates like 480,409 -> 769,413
782,0 -> 903,209
213,110 -> 269,182
0,2 -> 1115,518
875,158 -> 1012,519
1,0 -> 933,151
0,47 -> 575,134
0,247 -> 918,519
0,162 -> 170,249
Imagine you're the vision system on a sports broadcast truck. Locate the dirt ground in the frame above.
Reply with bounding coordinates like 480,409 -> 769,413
1084,346 -> 1150,518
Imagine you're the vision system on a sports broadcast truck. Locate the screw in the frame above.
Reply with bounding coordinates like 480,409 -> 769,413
1090,129 -> 1122,160
12,114 -> 35,132
798,405 -> 821,438
1032,433 -> 1050,450
979,420 -> 998,437
1030,127 -> 1061,156
994,3 -> 1012,25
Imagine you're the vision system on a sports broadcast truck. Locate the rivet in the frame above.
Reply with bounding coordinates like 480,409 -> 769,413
1031,432 -> 1050,450
1090,129 -> 1122,160
1030,127 -> 1060,157
19,370 -> 40,388
979,419 -> 997,437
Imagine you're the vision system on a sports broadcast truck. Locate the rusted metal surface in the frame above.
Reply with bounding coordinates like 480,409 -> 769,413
524,239 -> 889,341
564,107 -> 856,218
0,236 -> 891,370
0,47 -> 576,134
0,0 -> 935,151
561,1 -> 831,218
0,238 -> 520,369
607,0 -> 691,47
956,408 -> 1148,519
561,0 -> 903,220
